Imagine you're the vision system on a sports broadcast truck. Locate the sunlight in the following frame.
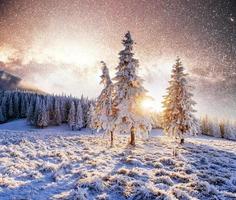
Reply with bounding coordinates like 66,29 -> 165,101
140,97 -> 162,113
22,39 -> 101,66
0,46 -> 16,63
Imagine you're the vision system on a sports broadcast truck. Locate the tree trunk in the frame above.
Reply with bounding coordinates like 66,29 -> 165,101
180,130 -> 184,144
110,131 -> 114,147
130,127 -> 135,146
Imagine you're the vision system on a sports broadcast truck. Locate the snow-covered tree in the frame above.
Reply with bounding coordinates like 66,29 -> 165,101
0,107 -> 6,123
221,121 -> 236,141
54,99 -> 62,125
201,116 -> 221,137
95,61 -> 114,144
87,104 -> 96,131
33,96 -> 42,125
13,92 -> 20,118
200,115 -> 209,135
75,101 -> 84,130
112,31 -> 152,146
8,95 -> 14,118
27,96 -> 36,125
20,93 -> 27,118
68,101 -> 76,130
37,99 -> 49,128
80,95 -> 90,127
208,119 -> 221,138
162,57 -> 198,144
1,92 -> 9,121
60,98 -> 67,123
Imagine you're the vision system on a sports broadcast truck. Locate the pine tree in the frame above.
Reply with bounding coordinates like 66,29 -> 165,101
8,95 -> 14,118
20,93 -> 27,118
13,92 -> 20,118
0,107 -> 6,123
87,104 -> 96,131
223,121 -> 236,140
54,99 -> 62,125
75,101 -> 84,130
201,115 -> 209,135
37,99 -> 49,128
112,31 -> 152,146
1,92 -> 9,122
208,119 -> 221,137
27,96 -> 36,124
60,98 -> 67,123
68,101 -> 76,130
95,61 -> 114,144
162,57 -> 198,144
33,96 -> 42,126
81,97 -> 90,127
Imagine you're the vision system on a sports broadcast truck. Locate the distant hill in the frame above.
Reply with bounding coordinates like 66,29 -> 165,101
0,70 -> 44,93
0,70 -> 21,90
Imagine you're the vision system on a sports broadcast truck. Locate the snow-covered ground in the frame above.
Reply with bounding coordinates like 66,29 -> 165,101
0,120 -> 235,200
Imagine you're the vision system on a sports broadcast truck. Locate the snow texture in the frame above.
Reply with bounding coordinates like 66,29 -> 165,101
0,119 -> 235,199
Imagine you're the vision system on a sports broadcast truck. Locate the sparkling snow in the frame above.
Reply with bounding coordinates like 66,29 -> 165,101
0,120 -> 235,200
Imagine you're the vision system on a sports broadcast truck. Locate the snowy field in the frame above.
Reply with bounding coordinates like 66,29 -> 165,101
0,120 -> 236,200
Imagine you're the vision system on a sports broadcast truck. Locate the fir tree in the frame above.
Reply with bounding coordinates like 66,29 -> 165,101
1,92 -> 9,121
223,121 -> 236,140
33,96 -> 42,125
37,99 -> 49,128
68,101 -> 76,130
87,103 -> 96,132
112,31 -> 152,145
8,95 -> 14,118
13,92 -> 20,118
60,98 -> 67,123
162,57 -> 198,144
75,101 -> 84,130
27,96 -> 36,124
95,61 -> 114,145
201,115 -> 209,135
20,93 -> 27,118
0,107 -> 6,123
54,99 -> 62,125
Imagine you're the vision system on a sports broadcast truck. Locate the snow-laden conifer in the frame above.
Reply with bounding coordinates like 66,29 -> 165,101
95,61 -> 115,143
112,31 -> 152,145
37,99 -> 49,128
76,101 -> 84,130
54,99 -> 62,125
68,101 -> 76,130
162,57 -> 198,143
87,104 -> 96,131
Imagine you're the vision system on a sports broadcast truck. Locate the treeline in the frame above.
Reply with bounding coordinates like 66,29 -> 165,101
200,116 -> 236,141
0,90 -> 93,130
150,112 -> 236,141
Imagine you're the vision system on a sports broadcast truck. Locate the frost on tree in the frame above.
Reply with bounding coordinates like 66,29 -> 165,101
95,61 -> 114,129
87,103 -> 96,131
54,99 -> 62,125
75,101 -> 84,130
112,31 -> 152,145
95,61 -> 114,145
162,57 -> 199,143
37,98 -> 49,128
68,101 -> 76,130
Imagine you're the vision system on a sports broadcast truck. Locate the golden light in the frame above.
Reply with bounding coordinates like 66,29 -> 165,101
140,97 -> 163,113
23,38 -> 101,66
0,46 -> 17,63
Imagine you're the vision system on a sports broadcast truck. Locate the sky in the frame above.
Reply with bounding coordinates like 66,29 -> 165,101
0,0 -> 235,120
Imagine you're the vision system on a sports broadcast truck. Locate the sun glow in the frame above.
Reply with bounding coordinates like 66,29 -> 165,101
0,46 -> 17,63
140,97 -> 163,113
23,41 -> 101,66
